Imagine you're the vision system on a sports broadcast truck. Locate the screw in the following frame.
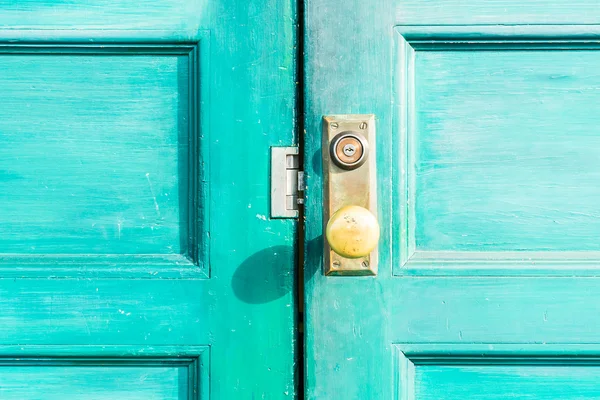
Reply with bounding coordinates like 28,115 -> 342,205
359,122 -> 368,130
330,122 -> 339,129
342,143 -> 356,157
332,260 -> 341,268
361,260 -> 369,268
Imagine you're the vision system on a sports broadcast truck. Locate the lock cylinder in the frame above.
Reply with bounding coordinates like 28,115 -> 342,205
330,131 -> 369,170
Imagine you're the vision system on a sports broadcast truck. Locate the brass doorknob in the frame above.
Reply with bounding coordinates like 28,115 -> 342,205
326,205 -> 380,259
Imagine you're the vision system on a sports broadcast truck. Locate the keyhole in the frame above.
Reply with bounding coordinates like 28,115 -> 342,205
343,144 -> 356,157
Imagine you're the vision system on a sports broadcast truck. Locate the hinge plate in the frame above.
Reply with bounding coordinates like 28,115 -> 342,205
271,146 -> 303,218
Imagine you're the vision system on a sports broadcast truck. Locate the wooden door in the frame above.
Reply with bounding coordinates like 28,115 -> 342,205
304,1 -> 600,398
0,1 -> 297,398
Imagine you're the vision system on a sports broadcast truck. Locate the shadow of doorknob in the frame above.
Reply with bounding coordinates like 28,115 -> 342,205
325,205 -> 380,259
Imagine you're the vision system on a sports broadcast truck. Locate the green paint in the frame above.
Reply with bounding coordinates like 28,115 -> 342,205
398,345 -> 600,399
304,2 -> 600,399
0,0 -> 297,398
0,346 -> 208,399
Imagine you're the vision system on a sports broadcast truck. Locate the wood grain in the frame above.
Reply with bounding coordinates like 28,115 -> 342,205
305,4 -> 600,400
397,345 -> 600,400
0,346 -> 207,399
413,45 -> 600,252
0,52 -> 188,255
0,0 -> 298,398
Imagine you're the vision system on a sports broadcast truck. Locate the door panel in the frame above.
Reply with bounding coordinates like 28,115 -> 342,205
2,51 -> 194,257
398,345 -> 600,400
1,43 -> 205,278
398,31 -> 600,255
0,1 -> 296,398
305,2 -> 600,399
0,346 -> 208,400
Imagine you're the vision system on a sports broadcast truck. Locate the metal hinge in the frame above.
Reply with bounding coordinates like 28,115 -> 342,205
271,146 -> 304,218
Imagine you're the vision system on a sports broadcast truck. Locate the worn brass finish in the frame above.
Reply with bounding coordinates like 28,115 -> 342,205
326,205 -> 380,258
323,115 -> 378,275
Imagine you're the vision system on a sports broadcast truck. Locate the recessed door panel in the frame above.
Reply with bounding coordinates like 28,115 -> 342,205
1,53 -> 190,255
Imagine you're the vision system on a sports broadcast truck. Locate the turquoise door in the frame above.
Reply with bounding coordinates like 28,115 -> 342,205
0,1 -> 297,398
304,1 -> 600,399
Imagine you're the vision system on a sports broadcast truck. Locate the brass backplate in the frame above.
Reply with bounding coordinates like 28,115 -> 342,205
323,115 -> 377,276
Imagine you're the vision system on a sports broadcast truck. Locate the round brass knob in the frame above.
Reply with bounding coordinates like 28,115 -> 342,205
326,205 -> 380,259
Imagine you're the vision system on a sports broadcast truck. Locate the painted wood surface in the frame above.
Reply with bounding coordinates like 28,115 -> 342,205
304,2 -> 600,399
0,0 -> 297,398
408,40 -> 600,253
0,365 -> 189,399
397,345 -> 600,400
0,346 -> 208,399
1,53 -> 189,255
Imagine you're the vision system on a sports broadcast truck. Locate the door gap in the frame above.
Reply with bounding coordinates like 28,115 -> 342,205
295,0 -> 306,398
